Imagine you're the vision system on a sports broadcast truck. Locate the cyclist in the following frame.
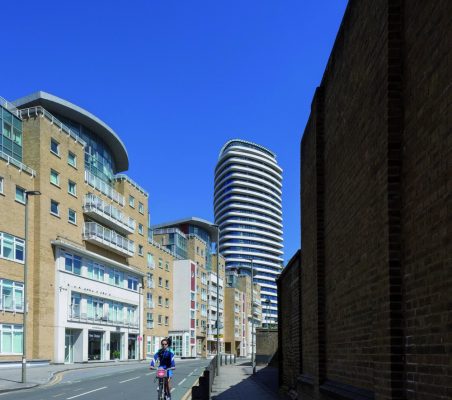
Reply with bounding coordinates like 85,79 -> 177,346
150,338 -> 175,400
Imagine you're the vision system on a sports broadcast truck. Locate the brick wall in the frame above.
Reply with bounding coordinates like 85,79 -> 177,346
281,1 -> 451,399
277,250 -> 301,390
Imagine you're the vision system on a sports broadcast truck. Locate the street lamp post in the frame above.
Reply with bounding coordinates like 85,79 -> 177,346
264,299 -> 271,332
250,259 -> 256,375
22,190 -> 41,383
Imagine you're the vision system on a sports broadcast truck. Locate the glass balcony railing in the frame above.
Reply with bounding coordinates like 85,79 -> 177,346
83,193 -> 135,234
85,170 -> 125,206
68,307 -> 139,328
83,222 -> 135,257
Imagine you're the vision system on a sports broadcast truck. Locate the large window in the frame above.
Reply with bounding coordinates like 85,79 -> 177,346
147,253 -> 154,269
127,276 -> 138,291
88,261 -> 104,282
64,253 -> 82,275
0,176 -> 3,194
1,107 -> 23,162
0,324 -> 23,354
0,232 -> 24,263
0,280 -> 24,312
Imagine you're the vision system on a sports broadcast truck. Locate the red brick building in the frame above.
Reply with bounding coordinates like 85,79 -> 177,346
278,1 -> 451,399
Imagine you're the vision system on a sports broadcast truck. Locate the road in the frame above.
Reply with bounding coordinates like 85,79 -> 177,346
0,359 -> 211,400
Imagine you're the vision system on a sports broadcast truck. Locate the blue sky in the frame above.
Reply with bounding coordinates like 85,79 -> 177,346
2,0 -> 347,263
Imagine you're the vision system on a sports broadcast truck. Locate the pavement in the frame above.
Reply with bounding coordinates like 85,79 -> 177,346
211,361 -> 290,400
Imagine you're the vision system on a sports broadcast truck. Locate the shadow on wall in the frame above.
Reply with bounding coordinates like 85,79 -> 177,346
256,328 -> 278,366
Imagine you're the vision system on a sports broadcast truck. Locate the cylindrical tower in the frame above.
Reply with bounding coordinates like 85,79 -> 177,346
214,139 -> 283,326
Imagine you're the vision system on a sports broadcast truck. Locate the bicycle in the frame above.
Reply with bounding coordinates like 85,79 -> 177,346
150,366 -> 175,400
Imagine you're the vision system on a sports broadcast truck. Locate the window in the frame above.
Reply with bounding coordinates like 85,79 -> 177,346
15,186 -> 25,204
138,224 -> 143,235
129,195 -> 135,208
88,262 -> 105,282
50,138 -> 59,155
165,262 -> 169,271
0,232 -> 25,263
158,277 -> 163,287
50,169 -> 60,186
158,315 -> 163,325
68,151 -> 77,167
165,280 -> 169,290
147,253 -> 155,269
146,293 -> 153,308
138,245 -> 143,256
0,177 -> 3,194
127,276 -> 138,291
50,200 -> 60,216
68,180 -> 77,196
165,298 -> 169,308
165,316 -> 169,326
0,324 -> 23,354
0,280 -> 24,312
138,202 -> 144,214
109,269 -> 124,287
146,313 -> 154,329
158,296 -> 163,306
68,209 -> 77,224
64,253 -> 82,275
158,258 -> 163,269
147,273 -> 154,288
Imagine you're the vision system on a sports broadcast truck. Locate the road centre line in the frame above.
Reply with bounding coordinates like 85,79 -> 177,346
66,386 -> 107,399
178,378 -> 187,385
145,372 -> 155,375
119,376 -> 140,383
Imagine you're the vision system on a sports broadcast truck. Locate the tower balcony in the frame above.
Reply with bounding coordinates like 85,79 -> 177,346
83,222 -> 135,257
83,193 -> 135,235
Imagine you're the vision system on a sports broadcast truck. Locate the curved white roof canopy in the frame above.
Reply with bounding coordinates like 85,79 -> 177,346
13,91 -> 129,172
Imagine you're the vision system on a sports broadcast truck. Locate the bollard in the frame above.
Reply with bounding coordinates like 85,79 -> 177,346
234,354 -> 236,364
225,354 -> 228,365
229,354 -> 232,364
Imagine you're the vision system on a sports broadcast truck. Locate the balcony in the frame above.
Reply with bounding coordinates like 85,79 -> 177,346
83,222 -> 135,257
68,307 -> 139,328
83,193 -> 135,235
85,170 -> 125,206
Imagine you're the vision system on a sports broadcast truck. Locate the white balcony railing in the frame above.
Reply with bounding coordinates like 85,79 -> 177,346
83,193 -> 135,234
85,170 -> 125,207
83,222 -> 134,257
68,307 -> 139,328
0,296 -> 24,313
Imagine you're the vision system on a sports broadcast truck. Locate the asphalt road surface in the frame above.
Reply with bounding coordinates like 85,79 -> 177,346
0,359 -> 211,400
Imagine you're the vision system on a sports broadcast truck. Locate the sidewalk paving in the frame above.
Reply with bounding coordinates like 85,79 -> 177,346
0,360 -> 147,393
211,362 -> 290,400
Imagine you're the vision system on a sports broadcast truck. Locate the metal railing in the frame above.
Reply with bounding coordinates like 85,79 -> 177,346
85,170 -> 125,206
83,193 -> 135,232
18,106 -> 87,146
0,150 -> 36,177
0,96 -> 19,115
0,296 -> 24,312
83,222 -> 134,256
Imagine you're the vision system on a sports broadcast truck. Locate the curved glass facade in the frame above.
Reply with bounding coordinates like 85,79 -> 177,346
55,114 -> 117,185
214,140 -> 283,326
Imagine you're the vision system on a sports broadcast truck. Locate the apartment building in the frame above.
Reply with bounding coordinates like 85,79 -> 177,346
0,92 -> 173,363
152,217 -> 225,357
224,270 -> 261,356
143,241 -> 175,356
214,140 -> 283,326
